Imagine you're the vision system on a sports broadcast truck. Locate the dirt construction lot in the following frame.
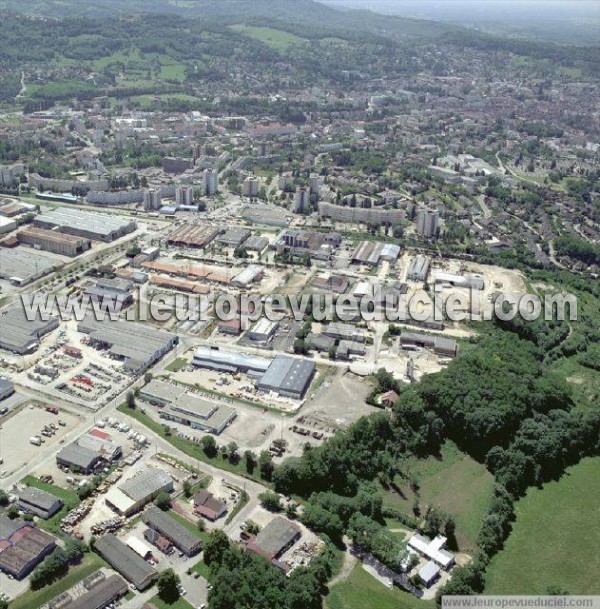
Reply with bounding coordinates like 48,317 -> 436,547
0,403 -> 80,477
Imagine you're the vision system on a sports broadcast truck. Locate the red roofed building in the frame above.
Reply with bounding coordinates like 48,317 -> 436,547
89,428 -> 111,440
193,490 -> 227,521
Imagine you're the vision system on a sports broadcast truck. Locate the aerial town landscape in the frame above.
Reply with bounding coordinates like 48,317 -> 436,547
0,1 -> 598,608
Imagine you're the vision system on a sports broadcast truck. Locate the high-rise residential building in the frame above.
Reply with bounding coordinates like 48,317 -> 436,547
242,175 -> 260,198
202,169 -> 218,196
175,185 -> 193,207
143,189 -> 162,211
417,208 -> 439,239
293,186 -> 310,214
255,141 -> 272,157
309,173 -> 321,198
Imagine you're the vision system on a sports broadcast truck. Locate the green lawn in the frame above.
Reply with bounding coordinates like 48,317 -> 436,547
381,441 -> 494,553
10,553 -> 108,609
230,25 -> 308,51
191,558 -> 212,580
485,456 -> 600,594
165,357 -> 189,372
148,595 -> 195,609
326,563 -> 435,609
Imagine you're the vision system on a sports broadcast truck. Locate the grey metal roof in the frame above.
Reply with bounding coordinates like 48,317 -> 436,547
94,535 -> 157,590
257,355 -> 315,397
17,487 -> 63,512
249,517 -> 300,559
217,227 -> 250,245
163,401 -> 236,433
0,248 -> 62,283
140,379 -> 185,403
0,514 -> 23,540
193,347 -> 271,373
141,507 -> 202,555
56,443 -> 101,470
245,236 -> 269,251
77,315 -> 176,370
306,333 -> 335,352
171,394 -> 217,419
419,560 -> 440,582
407,255 -> 430,279
67,574 -> 128,609
120,468 -> 172,502
35,207 -> 135,238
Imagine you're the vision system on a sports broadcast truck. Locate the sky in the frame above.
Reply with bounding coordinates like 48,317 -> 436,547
319,0 -> 600,22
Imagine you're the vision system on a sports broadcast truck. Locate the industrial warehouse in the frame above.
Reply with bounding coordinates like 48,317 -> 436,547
93,535 -> 157,590
192,347 -> 271,375
139,379 -> 236,435
16,487 -> 63,520
105,468 -> 173,517
407,255 -> 431,282
0,305 -> 58,354
53,573 -> 129,609
192,349 -> 316,399
142,506 -> 203,556
0,515 -> 57,579
351,241 -> 401,266
400,332 -> 458,358
77,315 -> 178,374
34,207 -> 136,242
17,226 -> 91,256
247,517 -> 302,567
0,247 -> 63,286
56,427 -> 123,474
56,442 -> 105,474
256,356 -> 316,400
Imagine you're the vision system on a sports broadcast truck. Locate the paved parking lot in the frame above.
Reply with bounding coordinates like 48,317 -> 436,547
0,403 -> 79,477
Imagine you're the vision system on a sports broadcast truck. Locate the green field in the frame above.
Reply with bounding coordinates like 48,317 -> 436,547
230,25 -> 308,51
10,553 -> 108,609
485,456 -> 600,594
26,79 -> 97,99
381,441 -> 494,553
325,563 -> 435,609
